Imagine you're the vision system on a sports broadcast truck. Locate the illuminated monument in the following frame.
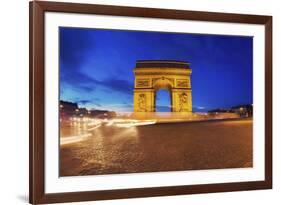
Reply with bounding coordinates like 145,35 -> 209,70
133,60 -> 192,113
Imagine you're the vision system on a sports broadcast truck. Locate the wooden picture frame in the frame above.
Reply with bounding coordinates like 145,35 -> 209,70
29,1 -> 272,204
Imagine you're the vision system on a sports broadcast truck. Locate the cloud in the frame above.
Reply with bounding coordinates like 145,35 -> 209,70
99,103 -> 133,112
59,27 -> 97,69
193,106 -> 208,112
100,78 -> 133,94
60,27 -> 134,95
75,99 -> 102,108
77,100 -> 91,104
61,63 -> 133,95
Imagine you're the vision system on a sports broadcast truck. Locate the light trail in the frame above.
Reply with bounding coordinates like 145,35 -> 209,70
60,133 -> 92,146
87,124 -> 101,131
113,120 -> 156,128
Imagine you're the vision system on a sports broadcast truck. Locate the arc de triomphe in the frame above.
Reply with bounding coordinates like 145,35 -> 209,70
133,60 -> 192,113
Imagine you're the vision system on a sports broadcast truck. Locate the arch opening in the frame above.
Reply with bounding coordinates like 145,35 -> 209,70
155,89 -> 172,112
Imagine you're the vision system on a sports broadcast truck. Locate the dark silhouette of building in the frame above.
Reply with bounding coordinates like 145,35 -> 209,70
88,110 -> 117,119
59,100 -> 116,119
231,104 -> 253,117
60,101 -> 78,118
208,104 -> 253,117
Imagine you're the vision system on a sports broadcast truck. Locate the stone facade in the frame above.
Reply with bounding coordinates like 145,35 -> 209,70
133,60 -> 192,113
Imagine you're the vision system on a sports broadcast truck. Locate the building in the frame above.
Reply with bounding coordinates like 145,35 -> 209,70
59,100 -> 78,118
231,104 -> 253,117
133,60 -> 192,113
59,100 -> 117,119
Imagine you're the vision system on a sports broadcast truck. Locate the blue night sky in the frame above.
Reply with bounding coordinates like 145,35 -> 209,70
59,27 -> 253,113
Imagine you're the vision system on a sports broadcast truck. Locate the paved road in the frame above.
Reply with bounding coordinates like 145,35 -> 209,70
60,118 -> 252,176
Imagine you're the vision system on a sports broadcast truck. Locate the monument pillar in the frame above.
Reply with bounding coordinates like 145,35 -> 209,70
133,89 -> 155,112
171,89 -> 192,112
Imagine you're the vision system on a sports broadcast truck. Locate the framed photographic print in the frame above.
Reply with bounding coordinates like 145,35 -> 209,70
29,1 -> 272,204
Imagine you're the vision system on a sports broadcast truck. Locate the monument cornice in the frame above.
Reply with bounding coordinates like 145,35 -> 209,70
134,69 -> 192,76
136,60 -> 190,69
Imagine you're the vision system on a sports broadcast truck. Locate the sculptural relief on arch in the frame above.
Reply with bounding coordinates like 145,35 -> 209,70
133,60 -> 192,114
